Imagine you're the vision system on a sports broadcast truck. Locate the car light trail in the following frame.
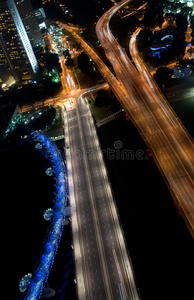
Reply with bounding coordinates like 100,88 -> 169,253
96,0 -> 194,236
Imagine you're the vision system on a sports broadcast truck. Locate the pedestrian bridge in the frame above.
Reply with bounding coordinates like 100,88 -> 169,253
19,132 -> 69,300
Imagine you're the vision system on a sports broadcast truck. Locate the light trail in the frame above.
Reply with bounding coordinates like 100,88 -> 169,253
96,0 -> 194,236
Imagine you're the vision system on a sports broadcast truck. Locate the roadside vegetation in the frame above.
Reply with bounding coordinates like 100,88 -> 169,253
89,89 -> 122,122
0,52 -> 62,107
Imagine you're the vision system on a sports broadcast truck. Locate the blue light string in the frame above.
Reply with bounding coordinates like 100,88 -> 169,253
21,132 -> 68,300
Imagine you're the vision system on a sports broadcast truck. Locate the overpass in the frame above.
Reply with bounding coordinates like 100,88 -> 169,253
63,86 -> 139,299
96,0 -> 194,237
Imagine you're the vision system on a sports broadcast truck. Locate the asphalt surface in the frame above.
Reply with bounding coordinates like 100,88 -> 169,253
60,3 -> 194,236
96,0 -> 194,236
67,95 -> 139,300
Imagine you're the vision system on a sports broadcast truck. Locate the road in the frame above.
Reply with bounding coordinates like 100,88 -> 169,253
21,26 -> 140,299
96,0 -> 194,236
58,2 -> 194,235
59,54 -> 74,93
165,87 -> 194,103
56,21 -> 129,106
63,90 -> 139,300
164,75 -> 194,102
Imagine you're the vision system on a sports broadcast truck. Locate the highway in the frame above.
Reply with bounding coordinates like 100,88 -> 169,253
21,24 -> 140,299
57,21 -> 130,107
63,90 -> 139,299
21,6 -> 194,298
96,0 -> 194,236
58,2 -> 194,235
165,84 -> 194,103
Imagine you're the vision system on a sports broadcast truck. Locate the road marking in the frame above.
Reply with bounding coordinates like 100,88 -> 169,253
68,109 -> 91,300
84,98 -> 135,299
76,98 -> 113,300
112,247 -> 127,299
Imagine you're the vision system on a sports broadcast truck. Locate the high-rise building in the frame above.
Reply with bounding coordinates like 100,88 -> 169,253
34,7 -> 47,30
0,0 -> 39,83
15,0 -> 44,48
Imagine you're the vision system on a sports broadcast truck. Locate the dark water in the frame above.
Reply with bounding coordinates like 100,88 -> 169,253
1,112 -> 193,300
1,139 -> 75,300
1,140 -> 54,299
98,115 -> 194,300
46,140 -> 77,300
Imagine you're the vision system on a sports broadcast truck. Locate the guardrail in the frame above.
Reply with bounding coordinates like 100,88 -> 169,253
95,109 -> 125,127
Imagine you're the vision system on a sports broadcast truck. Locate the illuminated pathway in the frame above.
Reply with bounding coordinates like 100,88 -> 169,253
62,88 -> 139,299
19,132 -> 68,299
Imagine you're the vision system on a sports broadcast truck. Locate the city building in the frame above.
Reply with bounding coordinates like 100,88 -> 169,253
34,7 -> 47,29
179,0 -> 193,6
0,0 -> 39,84
166,0 -> 194,13
15,0 -> 44,48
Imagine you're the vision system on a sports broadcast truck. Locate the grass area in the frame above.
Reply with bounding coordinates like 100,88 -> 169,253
23,106 -> 63,133
73,55 -> 105,89
89,102 -> 114,121
49,106 -> 63,131
88,89 -> 123,122
73,55 -> 82,75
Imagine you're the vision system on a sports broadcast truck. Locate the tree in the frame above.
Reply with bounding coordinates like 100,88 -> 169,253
153,67 -> 173,88
181,6 -> 193,17
137,29 -> 151,52
63,50 -> 70,59
176,14 -> 188,34
142,0 -> 164,29
94,90 -> 108,107
44,53 -> 62,73
190,16 -> 194,33
65,57 -> 75,69
94,90 -> 118,107
164,13 -> 176,28
78,52 -> 93,74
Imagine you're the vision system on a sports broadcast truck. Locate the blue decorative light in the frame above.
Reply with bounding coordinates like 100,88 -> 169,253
20,132 -> 68,300
19,274 -> 32,293
45,167 -> 53,176
43,208 -> 53,221
35,143 -> 42,150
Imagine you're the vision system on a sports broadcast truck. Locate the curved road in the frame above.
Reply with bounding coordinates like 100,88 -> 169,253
96,0 -> 194,236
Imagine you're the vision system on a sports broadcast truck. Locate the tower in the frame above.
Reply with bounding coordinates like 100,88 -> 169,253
15,0 -> 44,48
0,0 -> 39,83
34,7 -> 47,29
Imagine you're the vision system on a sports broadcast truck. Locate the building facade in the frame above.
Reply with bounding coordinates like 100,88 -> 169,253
0,0 -> 39,84
34,7 -> 47,29
179,0 -> 193,6
15,0 -> 44,48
